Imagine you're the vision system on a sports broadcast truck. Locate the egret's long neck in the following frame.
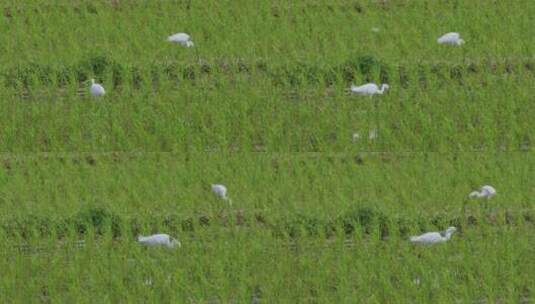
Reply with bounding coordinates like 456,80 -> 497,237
378,85 -> 386,93
470,191 -> 482,198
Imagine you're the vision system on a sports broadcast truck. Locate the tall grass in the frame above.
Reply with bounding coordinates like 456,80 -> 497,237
0,153 -> 532,219
0,72 -> 533,152
0,0 -> 533,302
0,223 -> 533,302
1,1 -> 534,66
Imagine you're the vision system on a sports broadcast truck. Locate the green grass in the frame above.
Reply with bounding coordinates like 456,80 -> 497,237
0,1 -> 534,302
1,71 -> 533,152
1,1 -> 534,65
1,224 -> 533,303
0,153 -> 533,217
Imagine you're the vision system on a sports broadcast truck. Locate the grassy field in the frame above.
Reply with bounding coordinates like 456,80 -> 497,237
0,1 -> 534,302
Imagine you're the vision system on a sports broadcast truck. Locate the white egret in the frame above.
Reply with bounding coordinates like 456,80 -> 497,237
138,234 -> 181,248
437,32 -> 465,45
350,83 -> 389,96
468,185 -> 496,199
211,184 -> 232,205
167,32 -> 194,47
89,79 -> 105,97
409,227 -> 457,245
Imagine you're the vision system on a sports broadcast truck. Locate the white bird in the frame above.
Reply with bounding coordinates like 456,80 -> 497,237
350,83 -> 389,96
89,79 -> 105,97
410,227 -> 457,245
167,32 -> 194,47
138,234 -> 181,248
469,185 -> 496,199
211,184 -> 232,204
437,32 -> 465,45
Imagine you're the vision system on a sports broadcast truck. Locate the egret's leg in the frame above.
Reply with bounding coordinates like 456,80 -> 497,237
374,98 -> 380,143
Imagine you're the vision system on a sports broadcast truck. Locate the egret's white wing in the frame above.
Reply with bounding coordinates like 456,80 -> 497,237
410,232 -> 442,244
480,185 -> 496,198
90,84 -> 105,97
211,184 -> 227,197
437,32 -> 459,43
138,234 -> 170,246
168,33 -> 190,42
350,83 -> 378,95
168,33 -> 194,47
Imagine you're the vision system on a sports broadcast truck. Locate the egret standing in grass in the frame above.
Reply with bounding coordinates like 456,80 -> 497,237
167,32 -> 194,47
138,234 -> 181,248
211,184 -> 232,205
437,32 -> 465,45
89,79 -> 105,97
410,227 -> 457,245
350,83 -> 387,141
467,185 -> 496,211
350,83 -> 389,96
469,185 -> 496,199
